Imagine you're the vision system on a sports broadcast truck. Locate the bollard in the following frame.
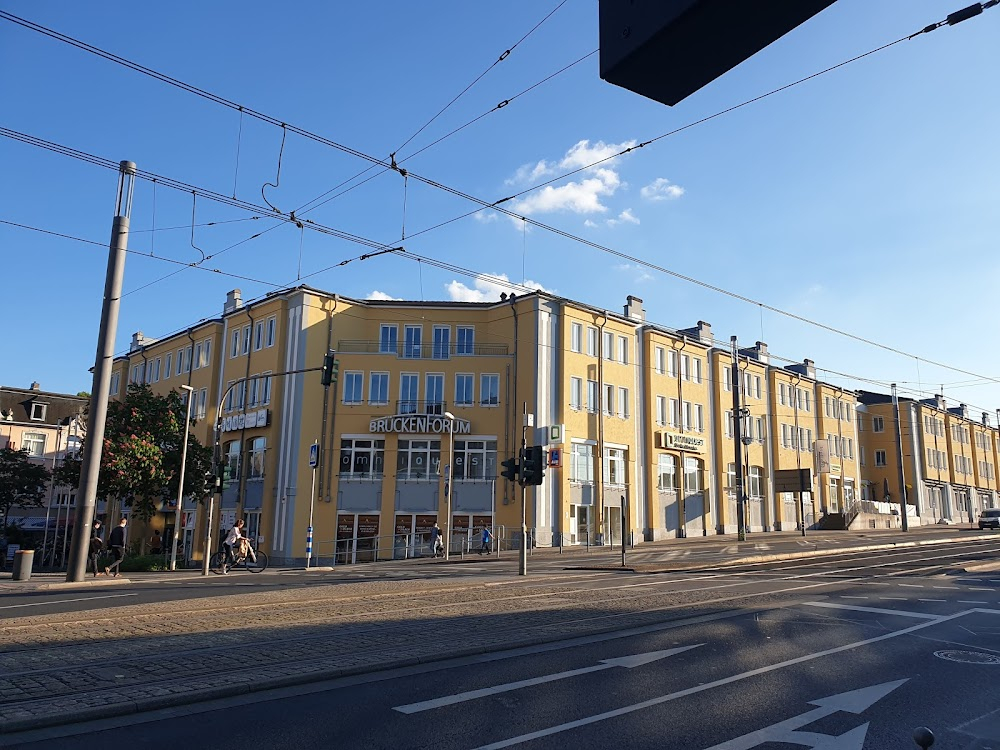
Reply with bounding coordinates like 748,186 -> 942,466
12,549 -> 35,581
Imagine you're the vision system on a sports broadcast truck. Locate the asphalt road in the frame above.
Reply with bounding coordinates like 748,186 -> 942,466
6,539 -> 1000,749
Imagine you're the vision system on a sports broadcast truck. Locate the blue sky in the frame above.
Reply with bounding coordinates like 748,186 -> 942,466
2,1 -> 999,416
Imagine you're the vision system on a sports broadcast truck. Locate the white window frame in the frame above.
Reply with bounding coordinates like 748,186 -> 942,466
875,449 -> 887,467
30,402 -> 47,421
343,371 -> 364,405
618,387 -> 630,419
253,320 -> 265,351
571,323 -> 583,353
266,317 -> 277,348
369,372 -> 389,405
873,416 -> 885,433
379,324 -> 398,355
586,327 -> 598,357
456,326 -> 475,356
570,377 -> 583,410
480,373 -> 500,407
432,325 -> 451,360
654,346 -> 665,374
617,335 -> 628,365
454,373 -> 474,407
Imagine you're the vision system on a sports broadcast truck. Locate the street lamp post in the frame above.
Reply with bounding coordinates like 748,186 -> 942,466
443,411 -> 456,560
170,385 -> 194,571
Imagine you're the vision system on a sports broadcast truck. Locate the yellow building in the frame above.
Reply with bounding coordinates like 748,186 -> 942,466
857,392 -> 999,525
114,286 -> 989,566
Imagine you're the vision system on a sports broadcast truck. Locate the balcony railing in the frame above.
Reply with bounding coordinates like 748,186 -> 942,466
337,340 -> 509,358
395,399 -> 448,415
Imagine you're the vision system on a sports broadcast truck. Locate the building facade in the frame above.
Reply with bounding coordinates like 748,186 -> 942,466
108,286 -> 992,566
0,383 -> 87,551
857,392 -> 1000,525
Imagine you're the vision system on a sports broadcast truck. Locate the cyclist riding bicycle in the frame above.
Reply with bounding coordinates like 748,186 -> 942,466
222,518 -> 245,574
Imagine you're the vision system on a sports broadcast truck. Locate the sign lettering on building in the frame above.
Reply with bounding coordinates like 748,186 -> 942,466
221,409 -> 270,433
369,414 -> 471,434
663,432 -> 705,452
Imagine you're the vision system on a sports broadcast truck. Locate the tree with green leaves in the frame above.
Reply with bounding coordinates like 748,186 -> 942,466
0,446 -> 51,525
55,384 -> 213,521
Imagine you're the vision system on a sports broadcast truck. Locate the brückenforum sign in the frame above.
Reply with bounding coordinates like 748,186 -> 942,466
370,414 -> 472,434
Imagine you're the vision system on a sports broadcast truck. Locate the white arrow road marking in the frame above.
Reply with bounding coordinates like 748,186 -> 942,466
393,644 -> 702,714
703,680 -> 906,749
470,614 -> 962,750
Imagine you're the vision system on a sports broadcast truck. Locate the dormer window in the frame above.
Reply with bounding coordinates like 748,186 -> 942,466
30,402 -> 48,421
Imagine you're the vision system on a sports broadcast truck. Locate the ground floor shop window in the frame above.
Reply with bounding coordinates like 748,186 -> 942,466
453,440 -> 497,480
396,439 -> 441,479
340,438 -> 385,478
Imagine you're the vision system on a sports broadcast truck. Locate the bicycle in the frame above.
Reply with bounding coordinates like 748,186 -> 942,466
210,541 -> 268,574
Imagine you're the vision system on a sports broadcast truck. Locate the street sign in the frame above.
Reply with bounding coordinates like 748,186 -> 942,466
548,448 -> 561,468
773,468 -> 811,494
309,442 -> 318,468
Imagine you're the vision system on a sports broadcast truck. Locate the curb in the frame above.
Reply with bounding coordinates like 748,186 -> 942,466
13,578 -> 134,591
567,534 -> 997,573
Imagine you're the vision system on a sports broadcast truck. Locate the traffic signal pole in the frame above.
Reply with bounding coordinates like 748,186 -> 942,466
519,402 -> 528,577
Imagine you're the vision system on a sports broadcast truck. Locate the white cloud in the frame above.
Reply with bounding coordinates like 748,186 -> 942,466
474,211 -> 499,223
640,177 -> 685,201
606,208 -> 640,228
615,263 -> 654,283
584,219 -> 598,228
506,139 -> 636,217
445,273 -> 552,302
505,160 -> 555,186
366,290 -> 400,301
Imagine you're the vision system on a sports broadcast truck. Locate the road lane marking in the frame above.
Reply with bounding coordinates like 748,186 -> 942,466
879,597 -> 907,601
918,599 -> 947,603
898,584 -> 924,588
958,600 -> 988,604
840,596 -> 869,600
801,601 -> 939,619
470,614 -> 962,750
701,680 -> 907,750
0,593 -> 138,610
394,644 -> 702,714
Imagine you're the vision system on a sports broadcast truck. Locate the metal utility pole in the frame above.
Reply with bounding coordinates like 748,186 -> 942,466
730,337 -> 747,542
891,383 -> 909,531
66,161 -> 135,582
169,384 -> 194,571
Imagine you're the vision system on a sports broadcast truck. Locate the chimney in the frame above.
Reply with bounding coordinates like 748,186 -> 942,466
785,358 -> 816,380
678,320 -> 712,344
935,394 -> 945,410
30,381 -> 40,391
959,403 -> 970,419
624,295 -> 645,322
130,331 -> 146,353
224,289 -> 244,314
739,341 -> 769,364
982,412 -> 990,426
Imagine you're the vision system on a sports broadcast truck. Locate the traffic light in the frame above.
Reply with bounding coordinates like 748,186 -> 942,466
519,445 -> 545,486
500,456 -> 519,483
321,351 -> 339,387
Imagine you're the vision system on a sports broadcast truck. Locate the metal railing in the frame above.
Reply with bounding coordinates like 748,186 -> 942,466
337,340 -> 509,357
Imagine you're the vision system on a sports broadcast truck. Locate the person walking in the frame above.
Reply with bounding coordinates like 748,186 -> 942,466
430,523 -> 443,558
479,526 -> 492,555
105,517 -> 127,577
88,520 -> 104,577
149,530 -> 162,555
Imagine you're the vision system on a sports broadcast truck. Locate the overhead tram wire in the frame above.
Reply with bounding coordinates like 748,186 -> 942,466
8,123 -> 1000,392
0,127 -> 391,252
5,7 -> 998,381
3,3 -> 993,230
292,1 -> 578,218
0,219 -> 283,290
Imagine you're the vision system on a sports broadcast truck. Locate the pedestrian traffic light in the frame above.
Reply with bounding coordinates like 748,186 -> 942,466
321,351 -> 339,387
500,456 -> 519,483
519,445 -> 545,486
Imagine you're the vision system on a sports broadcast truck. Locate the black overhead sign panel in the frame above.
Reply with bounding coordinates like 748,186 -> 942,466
599,0 -> 838,106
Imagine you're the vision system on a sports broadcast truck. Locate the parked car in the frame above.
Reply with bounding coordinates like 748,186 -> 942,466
978,508 -> 1000,530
